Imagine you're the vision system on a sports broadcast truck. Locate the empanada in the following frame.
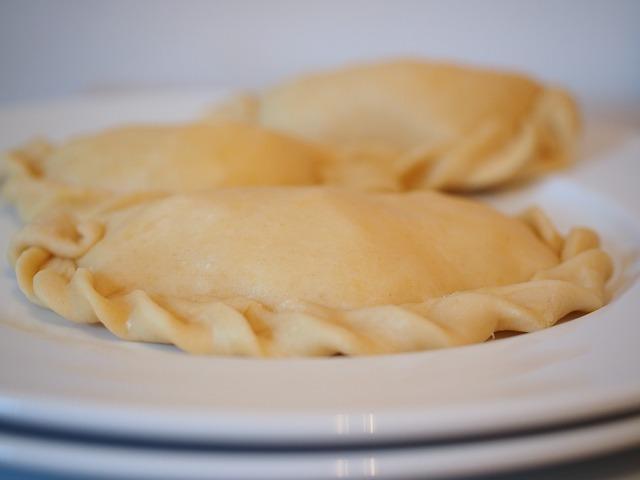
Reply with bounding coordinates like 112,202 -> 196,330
10,187 -> 611,357
210,60 -> 580,191
1,122 -> 327,220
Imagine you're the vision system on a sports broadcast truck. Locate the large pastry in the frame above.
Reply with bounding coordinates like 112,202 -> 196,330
210,60 -> 580,191
10,187 -> 611,357
1,122 -> 327,220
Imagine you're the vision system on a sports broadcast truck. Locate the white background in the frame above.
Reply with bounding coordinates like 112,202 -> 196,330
0,0 -> 639,112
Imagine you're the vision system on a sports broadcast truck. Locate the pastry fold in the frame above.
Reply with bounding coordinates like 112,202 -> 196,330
1,123 -> 327,220
210,60 -> 580,191
9,188 -> 611,357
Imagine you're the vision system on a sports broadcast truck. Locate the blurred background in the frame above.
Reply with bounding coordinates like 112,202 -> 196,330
0,0 -> 639,118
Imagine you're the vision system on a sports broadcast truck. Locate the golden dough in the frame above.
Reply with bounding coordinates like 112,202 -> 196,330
210,59 -> 580,191
10,187 -> 611,357
1,122 -> 327,220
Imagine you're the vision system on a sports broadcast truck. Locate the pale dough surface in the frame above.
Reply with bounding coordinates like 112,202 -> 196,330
1,122 -> 328,220
210,59 -> 580,191
10,188 -> 612,357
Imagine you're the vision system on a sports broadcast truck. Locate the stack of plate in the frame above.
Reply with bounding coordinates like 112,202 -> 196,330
1,93 -> 639,479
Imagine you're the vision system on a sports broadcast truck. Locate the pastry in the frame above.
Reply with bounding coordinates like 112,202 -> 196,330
10,187 -> 611,357
210,59 -> 580,191
1,122 -> 327,220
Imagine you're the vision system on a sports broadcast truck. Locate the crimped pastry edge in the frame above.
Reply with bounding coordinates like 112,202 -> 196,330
8,203 -> 612,357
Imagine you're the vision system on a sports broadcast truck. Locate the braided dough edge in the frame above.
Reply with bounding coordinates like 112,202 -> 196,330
8,204 -> 611,357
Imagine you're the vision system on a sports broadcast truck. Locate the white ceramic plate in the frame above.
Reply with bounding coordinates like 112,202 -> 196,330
1,412 -> 640,479
0,92 -> 639,446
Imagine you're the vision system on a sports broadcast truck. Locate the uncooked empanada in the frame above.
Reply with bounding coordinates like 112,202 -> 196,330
210,59 -> 580,191
10,187 -> 611,357
1,122 -> 327,220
